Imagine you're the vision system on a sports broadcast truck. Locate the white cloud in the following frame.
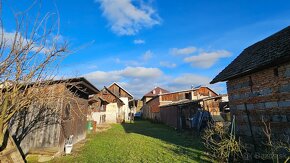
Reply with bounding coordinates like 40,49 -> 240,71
121,66 -> 162,78
84,70 -> 122,85
142,50 -> 153,61
169,74 -> 210,90
97,0 -> 160,35
170,46 -> 197,55
160,61 -> 176,68
134,39 -> 145,44
84,66 -> 164,97
184,50 -> 231,68
83,66 -> 222,98
85,66 -> 162,84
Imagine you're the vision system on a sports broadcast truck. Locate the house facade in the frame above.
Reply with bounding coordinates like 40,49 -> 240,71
91,87 -> 125,124
88,96 -> 109,126
142,86 -> 218,122
129,99 -> 143,113
141,87 -> 170,104
108,82 -> 133,121
211,26 -> 290,144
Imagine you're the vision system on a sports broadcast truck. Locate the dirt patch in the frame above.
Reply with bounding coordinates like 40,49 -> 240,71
95,124 -> 111,133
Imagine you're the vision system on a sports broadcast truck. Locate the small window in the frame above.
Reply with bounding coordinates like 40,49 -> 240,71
185,93 -> 191,100
274,67 -> 279,77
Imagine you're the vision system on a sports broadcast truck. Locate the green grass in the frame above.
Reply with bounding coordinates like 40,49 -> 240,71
48,120 -> 212,163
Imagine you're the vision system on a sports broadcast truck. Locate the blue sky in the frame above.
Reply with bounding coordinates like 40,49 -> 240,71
3,0 -> 290,98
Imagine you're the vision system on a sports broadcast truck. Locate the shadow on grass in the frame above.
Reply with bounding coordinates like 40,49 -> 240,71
121,120 -> 212,163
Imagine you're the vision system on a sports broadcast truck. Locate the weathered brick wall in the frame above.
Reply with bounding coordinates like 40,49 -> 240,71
141,97 -> 161,121
147,97 -> 160,113
227,61 -> 290,141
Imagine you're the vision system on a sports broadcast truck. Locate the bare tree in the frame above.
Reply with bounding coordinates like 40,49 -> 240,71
0,1 -> 68,148
261,116 -> 290,162
202,117 -> 245,162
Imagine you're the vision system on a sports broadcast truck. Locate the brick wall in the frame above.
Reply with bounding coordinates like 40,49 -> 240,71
227,61 -> 290,141
147,97 -> 160,113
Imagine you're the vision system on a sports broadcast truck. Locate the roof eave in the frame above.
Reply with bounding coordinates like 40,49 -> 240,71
210,57 -> 290,84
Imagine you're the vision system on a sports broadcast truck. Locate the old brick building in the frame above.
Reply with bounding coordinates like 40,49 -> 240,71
142,86 -> 218,122
141,87 -> 170,104
211,26 -> 290,143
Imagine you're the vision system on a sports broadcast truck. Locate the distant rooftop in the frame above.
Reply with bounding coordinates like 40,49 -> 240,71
143,87 -> 170,98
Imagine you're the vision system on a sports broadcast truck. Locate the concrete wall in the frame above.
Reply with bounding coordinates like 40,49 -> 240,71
105,103 -> 119,123
91,112 -> 106,124
120,97 -> 130,121
227,61 -> 290,142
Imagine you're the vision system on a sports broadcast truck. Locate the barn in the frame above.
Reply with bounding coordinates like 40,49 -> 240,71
8,77 -> 99,156
211,26 -> 290,146
142,86 -> 219,122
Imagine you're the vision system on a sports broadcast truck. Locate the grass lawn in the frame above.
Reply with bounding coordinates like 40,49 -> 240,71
46,120 -> 213,163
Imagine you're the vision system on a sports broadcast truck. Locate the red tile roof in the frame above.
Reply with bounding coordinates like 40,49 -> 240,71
143,87 -> 170,98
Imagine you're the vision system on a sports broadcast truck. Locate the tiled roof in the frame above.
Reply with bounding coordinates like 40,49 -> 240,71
211,26 -> 290,84
143,87 -> 170,97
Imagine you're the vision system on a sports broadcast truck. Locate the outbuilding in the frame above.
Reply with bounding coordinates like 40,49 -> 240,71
9,77 -> 99,156
211,26 -> 290,144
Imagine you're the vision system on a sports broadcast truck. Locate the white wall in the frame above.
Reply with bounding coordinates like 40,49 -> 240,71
91,112 -> 106,124
105,103 -> 119,123
120,97 -> 131,121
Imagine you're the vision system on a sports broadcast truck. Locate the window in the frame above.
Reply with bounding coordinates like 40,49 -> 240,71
119,88 -> 121,96
185,93 -> 191,100
274,67 -> 279,77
